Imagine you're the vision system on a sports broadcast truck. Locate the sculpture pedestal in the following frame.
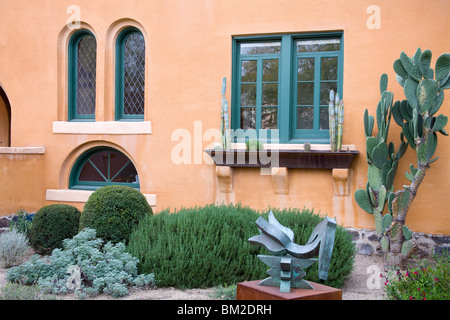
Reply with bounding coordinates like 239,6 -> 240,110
236,280 -> 342,300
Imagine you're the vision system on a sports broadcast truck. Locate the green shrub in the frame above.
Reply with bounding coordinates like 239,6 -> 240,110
30,204 -> 81,255
10,209 -> 34,240
127,203 -> 355,289
79,186 -> 152,244
383,254 -> 450,300
7,228 -> 155,298
0,282 -> 60,300
0,229 -> 31,268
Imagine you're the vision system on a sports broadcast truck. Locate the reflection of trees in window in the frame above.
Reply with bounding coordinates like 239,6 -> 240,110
238,43 -> 280,132
296,39 -> 340,53
123,33 -> 145,116
76,36 -> 96,116
69,30 -> 97,120
240,42 -> 281,55
262,107 -> 277,129
296,39 -> 340,132
116,28 -> 145,120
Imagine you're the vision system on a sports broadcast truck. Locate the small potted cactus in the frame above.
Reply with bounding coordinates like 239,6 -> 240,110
303,142 -> 311,151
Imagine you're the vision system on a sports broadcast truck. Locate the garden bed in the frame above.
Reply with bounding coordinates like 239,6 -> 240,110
0,253 -> 384,300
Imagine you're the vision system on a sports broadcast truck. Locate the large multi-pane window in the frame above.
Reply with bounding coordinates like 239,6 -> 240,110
68,30 -> 97,121
233,33 -> 343,143
115,28 -> 146,120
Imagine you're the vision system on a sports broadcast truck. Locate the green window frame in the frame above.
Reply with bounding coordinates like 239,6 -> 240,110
232,32 -> 343,143
68,30 -> 97,121
69,147 -> 140,191
115,27 -> 146,121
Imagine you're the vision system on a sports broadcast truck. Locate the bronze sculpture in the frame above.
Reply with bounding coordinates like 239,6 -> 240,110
249,211 -> 337,292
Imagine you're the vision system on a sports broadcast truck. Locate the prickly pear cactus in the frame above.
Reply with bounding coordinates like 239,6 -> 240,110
393,49 -> 449,165
356,48 -> 449,269
355,74 -> 407,235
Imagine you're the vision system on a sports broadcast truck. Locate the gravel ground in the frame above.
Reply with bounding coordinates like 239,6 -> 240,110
0,254 -> 385,300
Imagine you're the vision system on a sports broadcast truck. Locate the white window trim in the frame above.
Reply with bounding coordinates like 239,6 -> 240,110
0,147 -> 45,154
230,143 -> 356,150
52,121 -> 152,135
46,189 -> 157,207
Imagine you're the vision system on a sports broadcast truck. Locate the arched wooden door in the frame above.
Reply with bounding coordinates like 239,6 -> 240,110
0,86 -> 11,147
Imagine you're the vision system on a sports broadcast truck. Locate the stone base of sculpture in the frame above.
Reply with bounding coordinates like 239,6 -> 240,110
236,280 -> 342,300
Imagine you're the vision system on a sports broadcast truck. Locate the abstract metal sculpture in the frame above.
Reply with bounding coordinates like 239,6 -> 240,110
249,211 -> 337,292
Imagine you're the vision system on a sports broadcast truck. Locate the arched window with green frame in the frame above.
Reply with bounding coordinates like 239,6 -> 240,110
70,147 -> 140,190
68,29 -> 97,121
115,27 -> 146,120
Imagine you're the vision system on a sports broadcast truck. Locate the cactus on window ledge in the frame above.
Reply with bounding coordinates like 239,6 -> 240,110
220,77 -> 231,150
329,90 -> 344,152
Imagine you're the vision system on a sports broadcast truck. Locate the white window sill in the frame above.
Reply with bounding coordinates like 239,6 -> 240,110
46,189 -> 157,207
52,121 -> 152,135
230,143 -> 356,151
0,147 -> 45,154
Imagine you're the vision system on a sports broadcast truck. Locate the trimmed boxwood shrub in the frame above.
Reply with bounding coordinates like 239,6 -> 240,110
127,203 -> 355,289
79,185 -> 152,244
30,204 -> 81,255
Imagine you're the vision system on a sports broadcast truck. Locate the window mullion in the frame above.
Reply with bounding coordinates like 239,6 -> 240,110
110,161 -> 131,182
88,159 -> 108,182
107,152 -> 111,182
279,35 -> 292,143
256,58 -> 263,132
313,56 -> 322,133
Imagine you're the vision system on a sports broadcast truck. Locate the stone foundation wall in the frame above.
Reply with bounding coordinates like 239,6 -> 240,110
347,227 -> 450,258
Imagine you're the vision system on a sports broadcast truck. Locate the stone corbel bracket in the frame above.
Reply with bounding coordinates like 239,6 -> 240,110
271,167 -> 288,195
216,166 -> 233,193
332,168 -> 349,197
215,166 -> 349,197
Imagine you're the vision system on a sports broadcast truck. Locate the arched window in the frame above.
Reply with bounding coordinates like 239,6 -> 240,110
115,27 -> 145,120
70,147 -> 139,190
0,86 -> 11,147
68,30 -> 97,121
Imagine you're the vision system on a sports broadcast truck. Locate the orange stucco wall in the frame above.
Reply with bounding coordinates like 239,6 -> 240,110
0,0 -> 448,235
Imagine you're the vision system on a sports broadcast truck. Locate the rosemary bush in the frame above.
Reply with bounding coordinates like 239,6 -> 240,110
127,204 -> 355,289
7,228 -> 155,298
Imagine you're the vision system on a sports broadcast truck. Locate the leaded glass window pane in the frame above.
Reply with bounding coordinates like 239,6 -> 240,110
76,35 -> 96,116
122,32 -> 145,116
